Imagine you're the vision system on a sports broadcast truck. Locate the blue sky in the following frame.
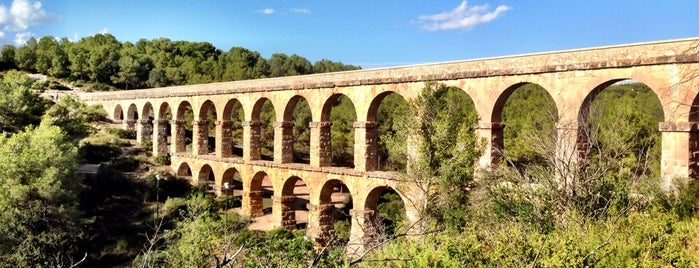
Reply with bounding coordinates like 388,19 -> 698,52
1,0 -> 698,68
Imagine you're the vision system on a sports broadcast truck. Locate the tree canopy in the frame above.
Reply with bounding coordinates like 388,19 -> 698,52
0,34 -> 361,91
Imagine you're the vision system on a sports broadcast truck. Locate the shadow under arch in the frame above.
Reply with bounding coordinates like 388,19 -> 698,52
689,94 -> 699,178
113,104 -> 124,122
250,171 -> 274,217
123,103 -> 139,138
317,179 -> 353,245
126,103 -> 139,121
280,176 -> 310,230
176,162 -> 192,178
221,168 -> 243,198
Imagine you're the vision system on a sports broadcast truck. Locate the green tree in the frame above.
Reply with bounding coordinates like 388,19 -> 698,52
222,47 -> 267,81
35,36 -> 69,77
43,96 -> 106,140
268,53 -> 289,77
330,95 -> 356,167
85,34 -> 122,83
66,38 -> 89,81
386,83 -> 480,229
313,59 -> 360,73
292,99 -> 311,162
502,83 -> 558,168
285,54 -> 312,76
376,93 -> 410,171
0,121 -> 83,266
114,42 -> 149,89
14,37 -> 37,72
0,70 -> 50,132
0,44 -> 17,70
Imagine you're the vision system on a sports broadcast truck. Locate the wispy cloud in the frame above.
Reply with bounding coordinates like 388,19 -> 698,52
291,8 -> 311,15
14,31 -> 32,45
258,8 -> 275,15
418,1 -> 511,31
257,7 -> 310,15
0,0 -> 57,45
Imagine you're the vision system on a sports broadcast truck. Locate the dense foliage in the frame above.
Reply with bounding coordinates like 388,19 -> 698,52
357,81 -> 699,266
0,122 -> 83,266
382,82 -> 480,228
0,34 -> 360,91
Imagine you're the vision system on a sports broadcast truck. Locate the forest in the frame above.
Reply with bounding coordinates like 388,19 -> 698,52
0,33 -> 360,91
0,34 -> 698,267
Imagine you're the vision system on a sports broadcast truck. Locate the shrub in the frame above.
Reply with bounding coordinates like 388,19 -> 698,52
104,156 -> 142,172
154,154 -> 170,165
79,142 -> 122,163
107,128 -> 136,139
141,139 -> 153,152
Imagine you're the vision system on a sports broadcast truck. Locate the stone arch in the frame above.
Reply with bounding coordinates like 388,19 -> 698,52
321,93 -> 356,121
363,186 -> 407,238
689,95 -> 699,179
196,100 -> 217,155
158,102 -> 172,120
364,186 -> 404,211
491,82 -> 558,166
577,78 -> 665,180
175,101 -> 194,153
283,95 -> 312,163
320,93 -> 357,168
280,176 -> 310,230
250,171 -> 274,218
154,102 -> 173,155
366,91 -> 411,171
138,102 -> 155,144
113,104 -> 124,122
126,103 -> 139,120
222,98 -> 245,157
251,97 -> 276,160
197,164 -> 215,190
221,168 -> 242,197
316,179 -> 353,245
366,91 -> 408,122
492,82 -> 557,123
142,102 -> 154,120
578,78 -> 666,129
283,95 -> 312,121
176,162 -> 192,178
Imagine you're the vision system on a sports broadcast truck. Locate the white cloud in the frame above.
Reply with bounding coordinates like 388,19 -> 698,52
418,1 -> 511,31
0,0 -> 55,45
258,8 -> 275,15
99,28 -> 109,34
14,31 -> 33,45
291,8 -> 310,15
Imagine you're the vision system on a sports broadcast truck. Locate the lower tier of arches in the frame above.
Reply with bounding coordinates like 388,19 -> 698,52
170,154 -> 424,254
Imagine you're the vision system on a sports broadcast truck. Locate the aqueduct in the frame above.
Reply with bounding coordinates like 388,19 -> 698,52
79,38 -> 699,252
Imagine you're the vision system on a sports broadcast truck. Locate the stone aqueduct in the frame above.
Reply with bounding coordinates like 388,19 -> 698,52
79,38 -> 699,249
